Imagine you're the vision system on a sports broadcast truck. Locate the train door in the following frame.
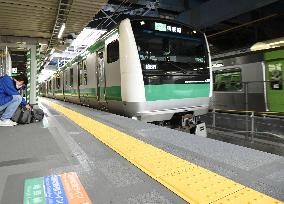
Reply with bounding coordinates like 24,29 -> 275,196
77,63 -> 81,101
264,50 -> 284,112
96,49 -> 106,103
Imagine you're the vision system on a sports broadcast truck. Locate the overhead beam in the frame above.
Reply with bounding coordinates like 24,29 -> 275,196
177,0 -> 280,29
0,28 -> 52,39
0,36 -> 48,45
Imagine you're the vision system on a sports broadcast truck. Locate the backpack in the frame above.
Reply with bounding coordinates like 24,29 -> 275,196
11,107 -> 32,124
31,108 -> 44,123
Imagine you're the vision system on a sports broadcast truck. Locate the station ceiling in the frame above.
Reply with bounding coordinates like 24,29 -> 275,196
0,0 -> 283,73
0,0 -> 107,47
0,0 -> 108,72
92,0 -> 283,55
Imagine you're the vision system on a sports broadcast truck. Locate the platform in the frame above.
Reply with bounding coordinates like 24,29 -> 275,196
0,98 -> 283,204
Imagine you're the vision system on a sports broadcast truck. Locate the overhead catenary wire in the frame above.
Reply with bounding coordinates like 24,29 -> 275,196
96,0 -> 129,29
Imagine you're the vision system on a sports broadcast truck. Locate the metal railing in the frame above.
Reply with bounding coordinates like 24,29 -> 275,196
205,80 -> 284,142
209,109 -> 284,141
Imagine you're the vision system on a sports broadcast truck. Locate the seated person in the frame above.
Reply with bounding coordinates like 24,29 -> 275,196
0,74 -> 31,126
183,113 -> 196,134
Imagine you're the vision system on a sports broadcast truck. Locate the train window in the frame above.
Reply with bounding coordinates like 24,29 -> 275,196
79,62 -> 83,86
48,81 -> 51,92
213,69 -> 242,91
83,61 -> 87,85
65,72 -> 68,87
70,68 -> 73,87
107,40 -> 119,63
79,60 -> 87,86
56,77 -> 60,89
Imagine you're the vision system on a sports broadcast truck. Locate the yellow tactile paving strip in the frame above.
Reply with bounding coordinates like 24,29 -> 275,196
48,101 -> 283,204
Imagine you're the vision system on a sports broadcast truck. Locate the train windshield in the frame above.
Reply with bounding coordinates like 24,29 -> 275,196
132,21 -> 209,76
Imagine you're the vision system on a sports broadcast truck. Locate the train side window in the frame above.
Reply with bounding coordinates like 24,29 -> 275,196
83,60 -> 87,85
79,62 -> 83,86
48,81 -> 51,92
70,68 -> 73,87
107,40 -> 119,63
79,60 -> 87,86
56,77 -> 60,89
65,72 -> 68,87
213,68 -> 242,91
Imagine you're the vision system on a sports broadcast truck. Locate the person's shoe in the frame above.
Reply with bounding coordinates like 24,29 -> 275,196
10,120 -> 17,126
0,119 -> 17,126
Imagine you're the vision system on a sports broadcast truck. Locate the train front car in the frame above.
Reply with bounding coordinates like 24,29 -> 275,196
119,18 -> 212,123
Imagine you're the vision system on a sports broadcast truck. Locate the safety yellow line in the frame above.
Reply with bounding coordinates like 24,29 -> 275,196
48,101 -> 283,204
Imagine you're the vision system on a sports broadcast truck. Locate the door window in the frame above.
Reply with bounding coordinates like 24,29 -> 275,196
213,68 -> 242,91
107,40 -> 119,63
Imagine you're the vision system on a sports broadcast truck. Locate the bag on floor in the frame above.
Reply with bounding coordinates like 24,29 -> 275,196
11,107 -> 32,124
11,107 -> 22,122
31,108 -> 44,123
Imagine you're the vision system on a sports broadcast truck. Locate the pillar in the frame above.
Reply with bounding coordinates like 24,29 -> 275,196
26,44 -> 40,105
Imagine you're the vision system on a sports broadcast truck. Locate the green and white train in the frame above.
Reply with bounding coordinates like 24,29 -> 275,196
41,17 -> 212,124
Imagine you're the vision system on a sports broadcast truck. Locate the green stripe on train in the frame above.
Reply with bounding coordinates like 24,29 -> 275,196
54,84 -> 210,102
62,86 -> 122,101
144,83 -> 210,101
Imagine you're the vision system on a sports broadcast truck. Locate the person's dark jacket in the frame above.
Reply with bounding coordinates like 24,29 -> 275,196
0,75 -> 27,106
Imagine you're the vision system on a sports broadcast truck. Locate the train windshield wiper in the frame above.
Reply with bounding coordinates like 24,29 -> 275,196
164,61 -> 188,74
185,62 -> 198,70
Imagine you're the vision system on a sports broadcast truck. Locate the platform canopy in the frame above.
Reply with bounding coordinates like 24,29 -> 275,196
0,0 -> 107,48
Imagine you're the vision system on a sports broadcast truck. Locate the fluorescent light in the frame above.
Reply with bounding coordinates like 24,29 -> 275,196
58,23 -> 66,39
250,37 -> 284,51
50,48 -> 55,55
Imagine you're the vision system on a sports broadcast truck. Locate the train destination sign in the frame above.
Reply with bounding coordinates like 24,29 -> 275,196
154,22 -> 182,33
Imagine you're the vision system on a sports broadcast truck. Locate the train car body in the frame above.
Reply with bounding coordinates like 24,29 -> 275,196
211,49 -> 284,112
42,17 -> 213,122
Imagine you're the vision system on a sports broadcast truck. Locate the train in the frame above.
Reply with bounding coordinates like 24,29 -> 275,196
41,17 -> 212,125
211,48 -> 284,112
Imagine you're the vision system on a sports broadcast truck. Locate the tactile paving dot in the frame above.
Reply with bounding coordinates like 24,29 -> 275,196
158,166 -> 245,204
212,188 -> 283,204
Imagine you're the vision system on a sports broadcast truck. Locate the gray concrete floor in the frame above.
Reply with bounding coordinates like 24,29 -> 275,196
0,100 -> 185,204
0,98 -> 283,203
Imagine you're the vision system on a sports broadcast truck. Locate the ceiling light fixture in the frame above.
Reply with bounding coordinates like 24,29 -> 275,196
50,48 -> 55,55
250,37 -> 284,51
58,23 -> 66,39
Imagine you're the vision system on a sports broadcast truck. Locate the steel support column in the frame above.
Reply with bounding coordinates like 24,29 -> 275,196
27,45 -> 38,105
